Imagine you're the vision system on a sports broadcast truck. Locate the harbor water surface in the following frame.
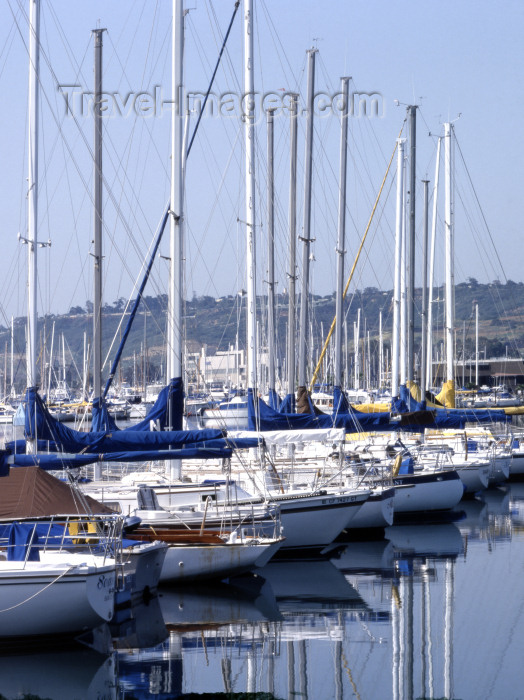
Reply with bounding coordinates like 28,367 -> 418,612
2,480 -> 524,699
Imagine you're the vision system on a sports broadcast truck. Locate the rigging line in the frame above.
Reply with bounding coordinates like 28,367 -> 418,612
186,126 -> 243,297
0,3 -> 23,79
47,4 -> 165,259
102,206 -> 169,399
10,2 -> 151,290
206,0 -> 242,94
187,1 -> 240,158
454,133 -> 506,281
309,121 -> 405,392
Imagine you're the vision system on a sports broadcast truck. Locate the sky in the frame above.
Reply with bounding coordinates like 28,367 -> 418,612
0,0 -> 523,328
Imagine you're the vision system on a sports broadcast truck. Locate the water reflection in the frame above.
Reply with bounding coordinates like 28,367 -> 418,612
6,482 -> 524,699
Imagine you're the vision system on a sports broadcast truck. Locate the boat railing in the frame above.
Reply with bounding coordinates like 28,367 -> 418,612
0,514 -> 125,573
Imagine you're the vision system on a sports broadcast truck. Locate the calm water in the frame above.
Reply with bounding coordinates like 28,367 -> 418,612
2,482 -> 524,699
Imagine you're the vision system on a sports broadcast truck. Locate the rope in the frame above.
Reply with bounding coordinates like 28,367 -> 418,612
309,122 -> 406,392
186,1 -> 240,158
0,564 -> 76,613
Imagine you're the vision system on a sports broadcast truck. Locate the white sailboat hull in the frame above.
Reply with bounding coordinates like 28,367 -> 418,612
392,470 -> 464,514
158,539 -> 282,583
0,559 -> 115,639
269,490 -> 368,548
510,451 -> 524,476
345,487 -> 395,529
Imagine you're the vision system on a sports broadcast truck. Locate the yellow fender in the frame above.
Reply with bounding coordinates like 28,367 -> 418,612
392,452 -> 402,477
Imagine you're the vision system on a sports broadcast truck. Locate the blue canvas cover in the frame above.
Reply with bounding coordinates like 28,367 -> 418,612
6,522 -> 40,561
268,388 -> 281,411
278,393 -> 295,414
396,384 -> 510,428
1,445 -> 236,472
248,388 -> 391,432
91,377 -> 184,433
24,386 -> 225,454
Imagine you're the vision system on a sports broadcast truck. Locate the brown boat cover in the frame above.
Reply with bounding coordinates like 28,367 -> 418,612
0,467 -> 113,518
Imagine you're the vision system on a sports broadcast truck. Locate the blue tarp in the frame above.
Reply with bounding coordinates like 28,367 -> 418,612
397,385 -> 510,427
91,378 -> 184,433
248,388 -> 391,432
24,386 -> 225,454
6,522 -> 40,561
278,393 -> 295,414
1,445 -> 235,472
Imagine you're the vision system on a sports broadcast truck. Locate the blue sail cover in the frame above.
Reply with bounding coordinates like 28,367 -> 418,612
24,387 -> 225,454
248,388 -> 390,432
279,393 -> 295,414
91,378 -> 185,433
397,384 -> 510,427
91,397 -> 120,432
268,388 -> 281,411
1,445 -> 234,473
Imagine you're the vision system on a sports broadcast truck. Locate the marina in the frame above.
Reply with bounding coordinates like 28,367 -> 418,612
0,481 -> 523,698
0,0 -> 522,698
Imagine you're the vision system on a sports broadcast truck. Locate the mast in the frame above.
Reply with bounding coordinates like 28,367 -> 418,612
391,138 -> 406,398
165,0 -> 184,479
407,105 -> 416,382
244,0 -> 257,394
286,94 -> 298,401
26,0 -> 40,397
167,0 -> 184,390
426,137 -> 442,391
24,0 -> 41,453
400,153 -> 407,386
475,303 -> 479,386
267,108 -> 276,401
92,28 -> 105,400
379,309 -> 383,388
444,123 -> 455,389
10,316 -> 14,397
334,77 -> 350,389
47,320 -> 54,398
297,48 -> 316,389
420,179 -> 430,396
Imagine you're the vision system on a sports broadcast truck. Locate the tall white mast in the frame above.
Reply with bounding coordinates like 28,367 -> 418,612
92,28 -> 105,400
10,316 -> 14,397
334,77 -> 350,390
266,108 -> 275,399
297,48 -> 316,390
475,303 -> 479,386
426,137 -> 442,391
286,95 -> 298,401
444,123 -> 455,388
391,138 -> 406,398
167,0 -> 184,387
399,153 -> 407,386
165,0 -> 184,480
244,0 -> 257,394
26,0 -> 40,394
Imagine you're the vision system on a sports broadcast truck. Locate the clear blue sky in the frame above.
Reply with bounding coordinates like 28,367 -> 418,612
0,0 -> 522,326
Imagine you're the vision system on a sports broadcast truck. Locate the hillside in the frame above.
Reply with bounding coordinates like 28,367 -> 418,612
2,278 -> 523,392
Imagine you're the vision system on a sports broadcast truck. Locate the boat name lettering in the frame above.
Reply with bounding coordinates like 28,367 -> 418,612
321,496 -> 356,505
97,574 -> 113,590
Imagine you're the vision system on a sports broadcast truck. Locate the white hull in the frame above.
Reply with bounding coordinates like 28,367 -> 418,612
120,541 -> 167,602
488,455 -> 511,485
159,539 -> 282,583
510,452 -> 524,476
0,558 -> 115,638
392,470 -> 464,514
268,490 -> 368,548
450,461 -> 490,493
345,487 -> 395,529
